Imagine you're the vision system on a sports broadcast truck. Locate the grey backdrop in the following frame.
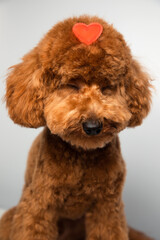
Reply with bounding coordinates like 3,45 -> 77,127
0,0 -> 160,239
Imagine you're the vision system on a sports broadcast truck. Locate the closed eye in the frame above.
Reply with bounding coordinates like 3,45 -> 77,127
66,84 -> 80,91
101,85 -> 116,94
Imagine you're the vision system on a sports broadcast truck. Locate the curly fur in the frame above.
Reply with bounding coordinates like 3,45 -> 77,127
0,15 -> 153,240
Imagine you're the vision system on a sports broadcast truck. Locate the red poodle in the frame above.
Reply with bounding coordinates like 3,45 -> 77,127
0,15 -> 153,240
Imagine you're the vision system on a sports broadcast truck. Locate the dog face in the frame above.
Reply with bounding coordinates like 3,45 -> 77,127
44,44 -> 132,149
6,16 -> 152,150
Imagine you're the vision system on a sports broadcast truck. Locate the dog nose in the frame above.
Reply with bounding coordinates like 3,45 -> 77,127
82,119 -> 103,136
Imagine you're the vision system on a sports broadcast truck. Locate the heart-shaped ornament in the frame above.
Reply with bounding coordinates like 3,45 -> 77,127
72,23 -> 103,45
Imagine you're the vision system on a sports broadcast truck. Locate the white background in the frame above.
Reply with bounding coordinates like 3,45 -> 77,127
0,0 -> 160,239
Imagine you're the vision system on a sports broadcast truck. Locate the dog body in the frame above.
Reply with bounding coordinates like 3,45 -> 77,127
0,16 -> 153,240
25,129 -> 125,220
24,128 -> 127,237
0,129 -> 151,240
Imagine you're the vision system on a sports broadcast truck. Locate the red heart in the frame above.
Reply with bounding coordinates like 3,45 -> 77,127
72,23 -> 103,45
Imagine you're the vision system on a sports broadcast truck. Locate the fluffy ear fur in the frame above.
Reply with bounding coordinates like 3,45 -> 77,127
5,47 -> 46,127
126,59 -> 152,127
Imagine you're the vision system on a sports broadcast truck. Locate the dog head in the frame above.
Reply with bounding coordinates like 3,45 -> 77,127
6,16 -> 152,150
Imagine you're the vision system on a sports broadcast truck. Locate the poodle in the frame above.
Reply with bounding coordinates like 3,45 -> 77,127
0,15 -> 154,240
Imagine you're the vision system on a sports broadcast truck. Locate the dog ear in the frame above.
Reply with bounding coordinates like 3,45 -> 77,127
126,59 -> 152,127
5,47 -> 47,128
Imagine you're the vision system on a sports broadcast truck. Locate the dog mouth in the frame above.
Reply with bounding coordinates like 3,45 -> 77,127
58,118 -> 124,149
63,118 -> 122,137
60,130 -> 114,150
49,115 -> 127,150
